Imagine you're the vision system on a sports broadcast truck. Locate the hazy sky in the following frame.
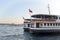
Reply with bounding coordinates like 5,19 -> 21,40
0,0 -> 60,24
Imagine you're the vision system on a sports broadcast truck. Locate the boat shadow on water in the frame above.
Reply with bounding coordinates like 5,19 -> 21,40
24,32 -> 60,36
24,32 -> 60,40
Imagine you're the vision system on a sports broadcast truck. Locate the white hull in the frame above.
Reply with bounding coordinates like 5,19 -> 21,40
29,27 -> 60,33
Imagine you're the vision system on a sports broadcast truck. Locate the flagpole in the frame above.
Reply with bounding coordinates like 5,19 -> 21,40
48,4 -> 50,15
28,9 -> 33,28
29,13 -> 32,28
48,4 -> 51,21
30,13 -> 32,28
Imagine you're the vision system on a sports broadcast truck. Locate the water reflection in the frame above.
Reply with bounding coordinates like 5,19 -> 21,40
24,32 -> 60,40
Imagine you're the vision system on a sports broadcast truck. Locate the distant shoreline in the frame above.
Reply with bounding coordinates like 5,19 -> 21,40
0,23 -> 23,26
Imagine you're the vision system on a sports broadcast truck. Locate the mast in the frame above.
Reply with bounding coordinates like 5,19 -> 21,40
48,4 -> 50,15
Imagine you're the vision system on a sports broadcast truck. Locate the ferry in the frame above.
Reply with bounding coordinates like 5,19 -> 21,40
24,14 -> 60,33
23,4 -> 60,33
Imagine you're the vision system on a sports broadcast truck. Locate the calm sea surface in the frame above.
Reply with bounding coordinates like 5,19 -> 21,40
0,25 -> 60,40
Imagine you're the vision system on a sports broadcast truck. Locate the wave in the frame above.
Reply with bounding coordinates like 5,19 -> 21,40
0,34 -> 24,39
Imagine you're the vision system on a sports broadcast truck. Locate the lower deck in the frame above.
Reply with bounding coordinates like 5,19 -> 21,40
24,22 -> 60,33
24,23 -> 60,28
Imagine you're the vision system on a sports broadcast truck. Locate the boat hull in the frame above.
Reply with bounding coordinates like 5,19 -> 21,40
23,27 -> 30,32
30,28 -> 60,33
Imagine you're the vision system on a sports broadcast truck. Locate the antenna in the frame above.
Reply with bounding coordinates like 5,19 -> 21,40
48,4 -> 50,15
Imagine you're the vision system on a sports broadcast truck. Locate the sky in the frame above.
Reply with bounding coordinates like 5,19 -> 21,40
0,0 -> 60,24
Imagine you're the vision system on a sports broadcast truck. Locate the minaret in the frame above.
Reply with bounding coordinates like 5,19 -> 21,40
48,4 -> 50,15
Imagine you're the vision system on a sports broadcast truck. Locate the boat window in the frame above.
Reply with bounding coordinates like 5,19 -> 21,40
55,17 -> 58,19
45,16 -> 48,18
56,17 -> 58,19
56,23 -> 57,26
53,23 -> 55,26
44,23 -> 46,26
40,16 -> 42,18
58,23 -> 60,26
41,24 -> 42,26
37,15 -> 40,18
42,16 -> 45,18
54,17 -> 58,19
50,23 -> 52,26
47,23 -> 49,26
28,24 -> 30,27
31,24 -> 34,28
36,23 -> 39,28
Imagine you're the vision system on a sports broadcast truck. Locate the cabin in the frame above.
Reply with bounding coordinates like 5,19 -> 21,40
23,14 -> 60,33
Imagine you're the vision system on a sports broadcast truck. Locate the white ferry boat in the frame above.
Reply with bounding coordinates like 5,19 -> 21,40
23,14 -> 60,33
23,4 -> 60,33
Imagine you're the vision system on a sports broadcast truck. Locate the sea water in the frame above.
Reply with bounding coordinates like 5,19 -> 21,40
0,25 -> 60,40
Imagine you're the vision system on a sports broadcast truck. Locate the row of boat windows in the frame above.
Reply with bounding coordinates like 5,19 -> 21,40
37,16 -> 60,19
38,16 -> 58,19
24,23 -> 60,27
24,24 -> 30,27
41,23 -> 60,26
24,24 -> 34,27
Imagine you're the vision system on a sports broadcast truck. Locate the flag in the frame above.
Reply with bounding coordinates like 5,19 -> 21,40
29,9 -> 33,13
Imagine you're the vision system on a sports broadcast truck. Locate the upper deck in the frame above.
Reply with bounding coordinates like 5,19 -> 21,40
31,14 -> 58,19
31,14 -> 60,21
24,14 -> 60,23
